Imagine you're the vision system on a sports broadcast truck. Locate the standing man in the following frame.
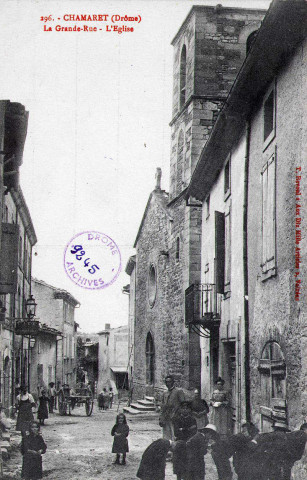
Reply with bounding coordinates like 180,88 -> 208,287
159,375 -> 185,440
47,383 -> 56,414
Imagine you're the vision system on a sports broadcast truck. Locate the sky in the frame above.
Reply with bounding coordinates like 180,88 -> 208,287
0,0 -> 270,332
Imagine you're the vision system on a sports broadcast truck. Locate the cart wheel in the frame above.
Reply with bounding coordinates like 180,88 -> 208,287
85,398 -> 94,416
58,390 -> 67,416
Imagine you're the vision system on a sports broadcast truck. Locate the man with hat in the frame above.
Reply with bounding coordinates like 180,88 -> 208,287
257,421 -> 307,480
250,421 -> 291,480
160,375 -> 185,441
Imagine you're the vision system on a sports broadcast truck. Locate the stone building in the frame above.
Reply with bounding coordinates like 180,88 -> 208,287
76,333 -> 99,389
127,5 -> 265,401
29,324 -> 59,396
0,101 -> 37,413
97,324 -> 128,396
187,0 -> 307,453
32,279 -> 80,388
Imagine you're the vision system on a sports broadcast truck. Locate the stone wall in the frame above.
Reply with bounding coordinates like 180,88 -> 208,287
248,39 -> 307,434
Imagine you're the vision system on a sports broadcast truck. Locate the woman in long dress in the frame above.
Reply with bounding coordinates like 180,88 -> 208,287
37,390 -> 49,425
16,386 -> 36,435
210,377 -> 231,437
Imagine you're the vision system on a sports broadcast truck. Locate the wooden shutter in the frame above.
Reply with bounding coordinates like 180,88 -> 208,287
0,223 -> 19,294
215,211 -> 225,294
225,207 -> 231,289
261,153 -> 276,274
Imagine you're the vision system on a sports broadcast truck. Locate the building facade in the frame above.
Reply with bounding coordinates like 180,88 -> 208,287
0,101 -> 37,413
128,5 -> 265,401
76,333 -> 99,389
32,279 -> 80,388
187,0 -> 307,458
97,324 -> 129,396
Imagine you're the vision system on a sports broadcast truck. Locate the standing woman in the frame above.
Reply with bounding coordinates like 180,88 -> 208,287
16,385 -> 36,435
37,390 -> 49,426
210,377 -> 231,437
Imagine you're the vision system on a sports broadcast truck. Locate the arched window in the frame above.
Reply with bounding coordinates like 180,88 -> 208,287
180,45 -> 187,109
176,237 -> 180,261
258,341 -> 286,407
146,333 -> 155,385
148,264 -> 157,307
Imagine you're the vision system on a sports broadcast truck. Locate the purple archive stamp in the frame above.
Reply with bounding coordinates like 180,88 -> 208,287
64,231 -> 121,290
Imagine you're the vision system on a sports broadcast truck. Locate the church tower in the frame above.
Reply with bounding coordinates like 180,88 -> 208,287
167,5 -> 265,389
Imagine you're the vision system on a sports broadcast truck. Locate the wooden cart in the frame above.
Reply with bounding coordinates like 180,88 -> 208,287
58,384 -> 94,416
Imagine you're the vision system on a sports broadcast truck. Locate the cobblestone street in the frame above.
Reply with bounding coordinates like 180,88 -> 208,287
4,402 -> 221,480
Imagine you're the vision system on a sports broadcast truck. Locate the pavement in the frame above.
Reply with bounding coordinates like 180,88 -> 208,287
3,401 -> 223,480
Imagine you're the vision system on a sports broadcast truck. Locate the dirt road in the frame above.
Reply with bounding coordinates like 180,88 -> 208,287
4,402 -> 220,480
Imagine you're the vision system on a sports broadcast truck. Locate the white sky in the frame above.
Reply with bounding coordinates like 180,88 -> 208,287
0,0 -> 270,332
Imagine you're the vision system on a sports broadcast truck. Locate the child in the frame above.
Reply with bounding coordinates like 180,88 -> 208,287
137,439 -> 172,480
109,387 -> 114,409
21,422 -> 47,480
111,413 -> 129,465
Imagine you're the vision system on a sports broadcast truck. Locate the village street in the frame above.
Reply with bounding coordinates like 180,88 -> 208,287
4,401 -> 221,480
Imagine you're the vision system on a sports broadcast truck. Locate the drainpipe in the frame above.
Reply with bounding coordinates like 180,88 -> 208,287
243,120 -> 251,423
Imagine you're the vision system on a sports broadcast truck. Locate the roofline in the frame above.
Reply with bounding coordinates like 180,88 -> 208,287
171,4 -> 267,45
187,0 -> 307,201
125,255 -> 136,276
133,189 -> 170,248
32,277 -> 80,307
98,324 -> 128,335
10,187 -> 37,246
39,323 -> 62,336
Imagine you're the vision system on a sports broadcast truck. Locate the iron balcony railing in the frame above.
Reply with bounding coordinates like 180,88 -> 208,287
185,283 -> 222,328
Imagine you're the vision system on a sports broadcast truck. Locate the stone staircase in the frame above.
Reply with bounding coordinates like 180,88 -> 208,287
0,421 -> 22,478
123,396 -> 157,415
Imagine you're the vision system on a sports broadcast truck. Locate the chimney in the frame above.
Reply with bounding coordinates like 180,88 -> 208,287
105,323 -> 110,330
155,167 -> 162,191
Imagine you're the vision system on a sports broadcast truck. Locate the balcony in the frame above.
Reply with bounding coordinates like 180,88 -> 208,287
185,283 -> 222,329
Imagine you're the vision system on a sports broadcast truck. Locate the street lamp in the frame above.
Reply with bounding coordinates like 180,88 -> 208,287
25,294 -> 37,320
15,294 -> 39,336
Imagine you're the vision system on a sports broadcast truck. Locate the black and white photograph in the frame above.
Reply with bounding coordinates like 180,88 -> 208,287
0,0 -> 306,479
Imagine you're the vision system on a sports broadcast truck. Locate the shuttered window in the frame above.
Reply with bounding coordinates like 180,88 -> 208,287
261,152 -> 276,277
215,211 -> 225,294
225,207 -> 231,293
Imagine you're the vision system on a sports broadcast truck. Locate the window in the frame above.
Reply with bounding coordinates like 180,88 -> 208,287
205,195 -> 210,219
176,237 -> 180,261
179,45 -> 187,109
2,205 -> 8,222
224,158 -> 231,199
148,264 -> 157,307
224,207 -> 231,295
263,83 -> 276,149
259,341 -> 286,414
215,211 -> 225,294
261,153 -> 276,279
18,236 -> 23,267
145,332 -> 155,385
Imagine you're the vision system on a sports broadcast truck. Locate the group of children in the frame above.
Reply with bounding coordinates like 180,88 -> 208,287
98,387 -> 114,411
